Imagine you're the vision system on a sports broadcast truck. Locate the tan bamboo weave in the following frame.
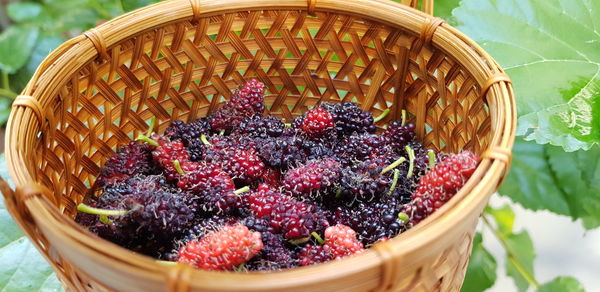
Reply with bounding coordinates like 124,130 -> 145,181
0,0 -> 516,291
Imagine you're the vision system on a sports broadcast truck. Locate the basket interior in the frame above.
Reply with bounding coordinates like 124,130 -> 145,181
30,9 -> 490,214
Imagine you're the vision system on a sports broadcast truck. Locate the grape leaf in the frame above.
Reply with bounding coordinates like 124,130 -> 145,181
453,0 -> 600,152
0,26 -> 39,74
539,277 -> 585,292
0,154 -> 63,292
462,233 -> 497,292
500,138 -> 600,229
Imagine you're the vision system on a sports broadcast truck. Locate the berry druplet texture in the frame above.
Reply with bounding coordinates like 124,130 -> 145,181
94,142 -> 156,188
323,224 -> 364,259
404,150 -> 478,224
210,79 -> 265,132
283,158 -> 341,198
177,225 -> 263,270
300,107 -> 335,138
298,244 -> 333,266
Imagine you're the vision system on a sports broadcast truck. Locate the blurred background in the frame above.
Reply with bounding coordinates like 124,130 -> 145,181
0,0 -> 598,291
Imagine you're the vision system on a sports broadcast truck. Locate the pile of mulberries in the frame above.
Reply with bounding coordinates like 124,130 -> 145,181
76,79 -> 478,272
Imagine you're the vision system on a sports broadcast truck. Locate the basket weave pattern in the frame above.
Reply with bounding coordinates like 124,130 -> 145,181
1,0 -> 515,291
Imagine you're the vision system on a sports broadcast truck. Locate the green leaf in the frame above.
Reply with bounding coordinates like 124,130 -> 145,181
539,277 -> 585,292
462,233 -> 497,292
453,0 -> 600,151
505,231 -> 536,292
485,205 -> 514,236
0,154 -> 63,292
10,35 -> 65,93
7,2 -> 44,22
433,0 -> 461,25
500,138 -> 600,229
0,26 -> 39,74
120,0 -> 159,11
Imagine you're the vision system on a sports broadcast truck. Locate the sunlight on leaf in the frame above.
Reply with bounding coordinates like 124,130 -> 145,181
453,0 -> 600,151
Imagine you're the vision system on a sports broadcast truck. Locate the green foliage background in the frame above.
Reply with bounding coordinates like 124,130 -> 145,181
0,0 -> 598,291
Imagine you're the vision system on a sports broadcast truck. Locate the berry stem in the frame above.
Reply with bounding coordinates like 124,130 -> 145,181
401,110 -> 407,126
335,189 -> 342,198
236,263 -> 246,272
373,109 -> 390,123
233,186 -> 251,195
397,212 -> 409,224
311,232 -> 324,245
136,135 -> 159,147
219,129 -> 225,136
77,203 -> 127,217
146,117 -> 156,137
288,237 -> 310,245
381,157 -> 407,175
99,215 -> 113,225
428,150 -> 436,170
405,145 -> 415,178
387,169 -> 400,196
284,123 -> 292,128
173,160 -> 184,175
200,135 -> 212,146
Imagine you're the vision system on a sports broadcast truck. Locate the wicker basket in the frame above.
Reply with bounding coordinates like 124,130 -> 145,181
0,0 -> 515,291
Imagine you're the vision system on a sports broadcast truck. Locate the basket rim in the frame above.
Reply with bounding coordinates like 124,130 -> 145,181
4,0 -> 516,288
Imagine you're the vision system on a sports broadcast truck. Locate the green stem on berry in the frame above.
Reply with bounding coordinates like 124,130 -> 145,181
236,263 -> 246,272
77,203 -> 127,217
373,109 -> 390,123
284,123 -> 292,128
146,117 -> 156,137
311,232 -> 324,245
99,215 -> 113,225
428,150 -> 436,170
405,145 -> 415,178
219,129 -> 225,136
397,212 -> 409,224
288,237 -> 310,245
173,160 -> 185,175
387,169 -> 400,196
381,157 -> 406,175
136,135 -> 159,147
156,260 -> 177,266
401,110 -> 407,126
335,189 -> 342,198
482,215 -> 540,289
233,186 -> 250,195
200,134 -> 212,146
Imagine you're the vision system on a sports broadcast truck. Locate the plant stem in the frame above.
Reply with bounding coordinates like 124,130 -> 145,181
200,135 -> 212,146
405,145 -> 415,178
173,160 -> 184,175
381,157 -> 406,175
77,203 -> 127,216
374,109 -> 390,122
482,215 -> 540,289
428,150 -> 436,170
156,260 -> 177,266
387,169 -> 400,196
136,135 -> 159,147
401,110 -> 407,126
311,232 -> 324,245
0,88 -> 17,99
1,72 -> 9,90
234,186 -> 250,195
146,117 -> 156,137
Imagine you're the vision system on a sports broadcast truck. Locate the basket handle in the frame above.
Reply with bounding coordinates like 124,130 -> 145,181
403,0 -> 434,15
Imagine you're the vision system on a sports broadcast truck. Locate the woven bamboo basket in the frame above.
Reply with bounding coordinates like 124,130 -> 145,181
0,0 -> 515,291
